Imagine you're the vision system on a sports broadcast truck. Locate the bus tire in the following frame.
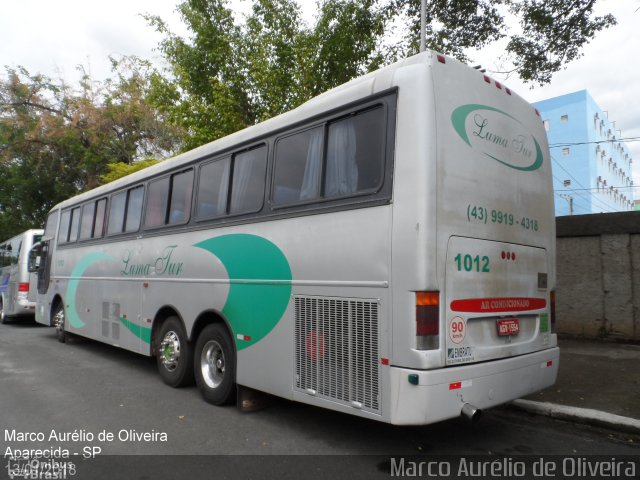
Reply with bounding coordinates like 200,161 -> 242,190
156,316 -> 194,388
194,323 -> 235,405
53,303 -> 67,343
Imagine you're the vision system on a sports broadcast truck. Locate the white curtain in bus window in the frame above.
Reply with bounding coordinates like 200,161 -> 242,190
300,129 -> 323,200
229,146 -> 266,214
168,170 -> 194,224
196,158 -> 230,218
107,191 -> 127,234
145,178 -> 170,228
273,126 -> 323,204
79,203 -> 96,240
325,117 -> 357,197
58,210 -> 72,242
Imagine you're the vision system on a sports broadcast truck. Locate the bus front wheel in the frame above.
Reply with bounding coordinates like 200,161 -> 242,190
195,323 -> 235,405
156,316 -> 194,388
53,303 -> 67,343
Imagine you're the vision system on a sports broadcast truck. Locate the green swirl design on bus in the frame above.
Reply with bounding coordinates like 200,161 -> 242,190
195,234 -> 292,351
66,252 -> 151,342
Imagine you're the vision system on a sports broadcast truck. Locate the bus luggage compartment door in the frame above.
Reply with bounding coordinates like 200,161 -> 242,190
444,236 -> 552,366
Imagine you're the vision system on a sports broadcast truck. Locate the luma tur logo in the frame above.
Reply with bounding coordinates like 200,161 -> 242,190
451,104 -> 544,171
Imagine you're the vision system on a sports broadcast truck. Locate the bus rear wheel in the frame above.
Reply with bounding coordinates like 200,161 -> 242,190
156,316 -> 194,388
195,323 -> 235,405
53,303 -> 67,343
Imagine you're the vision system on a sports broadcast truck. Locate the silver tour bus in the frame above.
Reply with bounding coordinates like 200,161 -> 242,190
31,51 -> 558,425
0,229 -> 43,322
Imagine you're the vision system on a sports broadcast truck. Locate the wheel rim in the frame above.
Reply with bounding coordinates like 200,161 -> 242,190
160,331 -> 181,372
53,307 -> 65,333
200,340 -> 225,389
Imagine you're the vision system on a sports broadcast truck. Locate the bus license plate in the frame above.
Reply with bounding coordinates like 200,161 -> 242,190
497,318 -> 520,336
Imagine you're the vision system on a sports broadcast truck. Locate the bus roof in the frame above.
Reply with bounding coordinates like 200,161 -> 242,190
48,51 -> 530,212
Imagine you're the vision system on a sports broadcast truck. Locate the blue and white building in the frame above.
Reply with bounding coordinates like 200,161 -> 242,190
534,90 -> 634,216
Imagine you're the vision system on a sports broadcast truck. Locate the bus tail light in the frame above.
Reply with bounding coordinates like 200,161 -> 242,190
18,283 -> 29,293
416,291 -> 439,350
550,291 -> 557,333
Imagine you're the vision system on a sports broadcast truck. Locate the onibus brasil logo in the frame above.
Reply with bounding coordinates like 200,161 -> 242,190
451,104 -> 544,171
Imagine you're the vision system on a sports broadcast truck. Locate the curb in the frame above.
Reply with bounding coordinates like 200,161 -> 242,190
510,399 -> 640,435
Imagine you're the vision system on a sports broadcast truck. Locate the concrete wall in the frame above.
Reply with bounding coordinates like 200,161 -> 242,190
556,212 -> 640,341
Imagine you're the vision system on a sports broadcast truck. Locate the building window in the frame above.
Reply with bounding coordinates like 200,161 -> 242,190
560,115 -> 568,123
562,147 -> 570,156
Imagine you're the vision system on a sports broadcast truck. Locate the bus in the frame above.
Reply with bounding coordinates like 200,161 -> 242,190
30,51 -> 558,425
0,229 -> 43,323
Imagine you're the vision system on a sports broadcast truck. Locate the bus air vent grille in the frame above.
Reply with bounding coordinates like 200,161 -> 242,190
294,296 -> 379,413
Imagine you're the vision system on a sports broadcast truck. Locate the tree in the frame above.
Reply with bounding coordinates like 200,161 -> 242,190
100,158 -> 160,184
387,0 -> 617,85
146,0 -> 615,147
145,0 -> 386,149
0,58 -> 182,238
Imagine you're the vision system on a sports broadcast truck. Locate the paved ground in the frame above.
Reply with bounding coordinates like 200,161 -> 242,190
1,321 -> 638,479
524,338 -> 640,419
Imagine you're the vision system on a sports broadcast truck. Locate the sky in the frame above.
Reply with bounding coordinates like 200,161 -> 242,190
1,0 -> 639,199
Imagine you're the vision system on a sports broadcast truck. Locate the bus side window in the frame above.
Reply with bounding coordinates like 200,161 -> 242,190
80,202 -> 96,240
68,207 -> 81,243
325,107 -> 384,198
196,158 -> 230,219
272,106 -> 385,206
94,198 -> 107,238
273,126 -> 323,205
145,178 -> 170,228
168,170 -> 194,225
124,186 -> 144,233
229,146 -> 267,214
58,210 -> 72,243
107,191 -> 127,235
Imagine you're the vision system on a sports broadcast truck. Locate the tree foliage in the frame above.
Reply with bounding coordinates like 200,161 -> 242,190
0,58 -> 182,238
146,0 -> 615,148
388,0 -> 616,84
145,0 -> 386,149
100,158 -> 160,184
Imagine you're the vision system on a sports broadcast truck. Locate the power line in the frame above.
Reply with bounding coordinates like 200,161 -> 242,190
549,136 -> 640,148
550,156 -> 618,213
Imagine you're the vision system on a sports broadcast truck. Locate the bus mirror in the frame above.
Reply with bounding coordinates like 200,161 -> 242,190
28,245 -> 41,273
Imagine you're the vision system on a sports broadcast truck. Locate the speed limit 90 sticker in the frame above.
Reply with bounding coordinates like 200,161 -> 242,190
448,316 -> 466,344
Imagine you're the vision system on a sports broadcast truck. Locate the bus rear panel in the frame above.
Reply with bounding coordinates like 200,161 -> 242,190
388,53 -> 557,425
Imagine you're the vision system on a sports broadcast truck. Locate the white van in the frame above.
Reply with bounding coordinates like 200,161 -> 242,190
0,229 -> 44,322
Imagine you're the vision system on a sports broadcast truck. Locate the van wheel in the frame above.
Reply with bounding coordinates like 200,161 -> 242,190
53,303 -> 67,343
195,323 -> 235,405
156,316 -> 194,387
0,300 -> 7,324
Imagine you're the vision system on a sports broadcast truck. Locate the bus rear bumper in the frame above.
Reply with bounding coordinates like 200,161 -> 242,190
388,347 -> 559,425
